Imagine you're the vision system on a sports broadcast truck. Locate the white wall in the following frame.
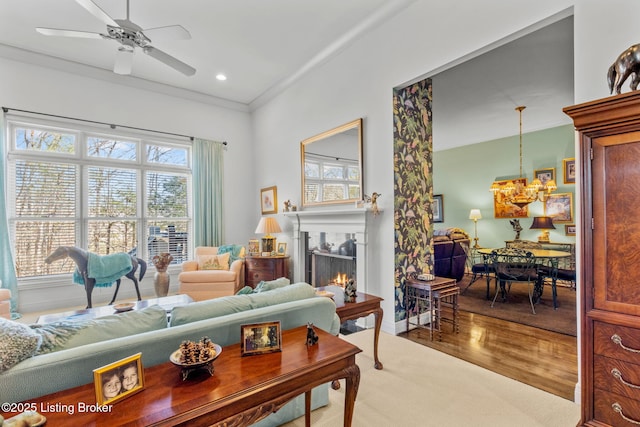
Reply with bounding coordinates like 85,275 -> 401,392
0,57 -> 255,311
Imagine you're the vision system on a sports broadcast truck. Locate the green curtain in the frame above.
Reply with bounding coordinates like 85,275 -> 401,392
0,113 -> 20,318
192,138 -> 224,247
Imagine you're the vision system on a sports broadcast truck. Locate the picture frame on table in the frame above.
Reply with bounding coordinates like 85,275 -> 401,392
432,194 -> 444,223
248,239 -> 260,256
93,353 -> 144,406
241,321 -> 282,356
565,224 -> 576,236
260,186 -> 278,215
544,192 -> 573,223
563,158 -> 576,184
534,168 -> 555,186
277,242 -> 287,256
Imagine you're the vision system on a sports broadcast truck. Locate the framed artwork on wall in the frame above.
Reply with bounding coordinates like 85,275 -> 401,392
260,186 -> 277,214
544,192 -> 573,223
534,168 -> 555,186
432,194 -> 444,222
565,224 -> 576,236
563,158 -> 576,184
492,178 -> 529,218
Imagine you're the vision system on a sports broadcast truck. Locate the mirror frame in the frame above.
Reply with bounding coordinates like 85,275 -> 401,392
300,118 -> 364,208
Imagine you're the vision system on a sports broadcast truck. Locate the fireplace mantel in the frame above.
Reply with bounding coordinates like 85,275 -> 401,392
283,208 -> 380,291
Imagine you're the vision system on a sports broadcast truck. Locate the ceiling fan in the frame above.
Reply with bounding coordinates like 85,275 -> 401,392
35,0 -> 196,76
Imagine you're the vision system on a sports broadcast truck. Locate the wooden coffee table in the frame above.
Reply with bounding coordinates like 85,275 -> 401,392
36,294 -> 193,324
317,285 -> 383,370
6,326 -> 361,427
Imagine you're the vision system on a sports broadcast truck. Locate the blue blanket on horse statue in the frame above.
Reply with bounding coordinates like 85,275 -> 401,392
73,252 -> 132,288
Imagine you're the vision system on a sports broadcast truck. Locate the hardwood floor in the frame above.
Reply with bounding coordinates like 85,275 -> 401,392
401,309 -> 578,401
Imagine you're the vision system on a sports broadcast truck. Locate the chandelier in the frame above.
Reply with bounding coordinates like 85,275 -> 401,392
489,106 -> 556,208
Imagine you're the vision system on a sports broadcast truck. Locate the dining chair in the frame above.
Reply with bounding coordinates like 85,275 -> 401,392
489,248 -> 538,314
464,252 -> 494,300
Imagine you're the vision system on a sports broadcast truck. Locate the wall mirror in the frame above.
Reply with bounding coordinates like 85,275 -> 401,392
301,118 -> 363,207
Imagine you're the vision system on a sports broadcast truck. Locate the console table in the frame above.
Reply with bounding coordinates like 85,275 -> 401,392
6,326 -> 361,427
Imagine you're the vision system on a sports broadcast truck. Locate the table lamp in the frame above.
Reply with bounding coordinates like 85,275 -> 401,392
469,209 -> 482,248
530,216 -> 555,243
255,217 -> 282,255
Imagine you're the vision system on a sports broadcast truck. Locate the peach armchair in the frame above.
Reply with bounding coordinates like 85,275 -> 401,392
178,246 -> 245,301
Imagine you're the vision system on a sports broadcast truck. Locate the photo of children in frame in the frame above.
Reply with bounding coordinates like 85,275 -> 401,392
94,353 -> 144,405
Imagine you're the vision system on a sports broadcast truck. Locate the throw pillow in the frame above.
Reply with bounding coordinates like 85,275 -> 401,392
197,252 -> 230,270
0,318 -> 42,372
253,277 -> 291,293
217,244 -> 245,263
235,286 -> 254,295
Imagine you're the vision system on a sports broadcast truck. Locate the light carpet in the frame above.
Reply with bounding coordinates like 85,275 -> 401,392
283,329 -> 580,427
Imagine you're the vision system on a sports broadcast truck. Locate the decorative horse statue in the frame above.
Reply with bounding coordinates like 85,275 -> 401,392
608,43 -> 640,94
45,246 -> 146,308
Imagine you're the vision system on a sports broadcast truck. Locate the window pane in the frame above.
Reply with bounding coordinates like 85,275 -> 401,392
323,164 -> 344,180
87,137 -> 137,161
13,161 -> 76,217
305,161 -> 320,178
88,220 -> 137,255
147,221 -> 189,263
88,167 -> 137,217
347,165 -> 360,181
304,183 -> 320,203
14,128 -> 75,154
348,184 -> 361,199
14,221 -> 76,277
147,173 -> 188,218
323,184 -> 345,201
147,144 -> 188,166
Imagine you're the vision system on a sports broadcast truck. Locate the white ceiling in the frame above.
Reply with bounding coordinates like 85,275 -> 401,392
0,1 -> 573,150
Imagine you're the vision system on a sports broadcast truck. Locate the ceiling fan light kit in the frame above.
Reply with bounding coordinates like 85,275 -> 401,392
35,0 -> 196,77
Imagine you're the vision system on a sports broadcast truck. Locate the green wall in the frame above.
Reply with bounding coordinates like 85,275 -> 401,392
433,124 -> 576,249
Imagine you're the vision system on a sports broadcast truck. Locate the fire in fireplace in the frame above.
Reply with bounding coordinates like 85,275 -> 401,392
306,232 -> 356,287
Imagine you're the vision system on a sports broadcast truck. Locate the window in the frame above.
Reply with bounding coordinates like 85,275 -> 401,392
303,154 -> 360,204
6,119 -> 192,280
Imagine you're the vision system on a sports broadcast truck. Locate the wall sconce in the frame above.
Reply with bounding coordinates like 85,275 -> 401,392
255,217 -> 282,255
530,216 -> 555,243
469,209 -> 482,248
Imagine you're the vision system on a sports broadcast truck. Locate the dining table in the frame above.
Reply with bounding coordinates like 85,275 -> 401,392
476,247 -> 572,302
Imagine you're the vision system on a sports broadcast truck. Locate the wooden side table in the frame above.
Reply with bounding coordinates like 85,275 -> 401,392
405,276 -> 459,341
245,255 -> 289,288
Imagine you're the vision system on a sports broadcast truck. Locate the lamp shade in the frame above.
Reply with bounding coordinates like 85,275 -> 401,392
469,209 -> 482,220
530,216 -> 556,230
255,217 -> 282,235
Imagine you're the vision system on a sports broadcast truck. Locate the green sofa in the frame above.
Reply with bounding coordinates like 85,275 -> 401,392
0,282 -> 340,426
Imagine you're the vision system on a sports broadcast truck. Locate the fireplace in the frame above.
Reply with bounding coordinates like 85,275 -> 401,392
308,232 -> 357,287
283,208 -> 373,293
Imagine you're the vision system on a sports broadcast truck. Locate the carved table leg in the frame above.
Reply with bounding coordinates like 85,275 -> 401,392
343,364 -> 361,427
305,390 -> 311,427
373,307 -> 383,370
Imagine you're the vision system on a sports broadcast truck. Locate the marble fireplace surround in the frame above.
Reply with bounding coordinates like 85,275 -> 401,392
283,208 -> 375,293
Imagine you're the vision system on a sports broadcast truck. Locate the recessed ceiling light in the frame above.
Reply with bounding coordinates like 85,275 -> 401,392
216,74 -> 227,81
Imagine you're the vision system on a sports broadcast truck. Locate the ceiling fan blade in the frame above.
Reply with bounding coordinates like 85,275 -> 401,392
143,25 -> 191,42
143,46 -> 196,76
75,0 -> 119,27
114,47 -> 134,75
36,27 -> 104,39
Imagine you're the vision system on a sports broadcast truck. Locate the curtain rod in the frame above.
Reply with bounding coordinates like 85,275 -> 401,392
2,107 -> 228,145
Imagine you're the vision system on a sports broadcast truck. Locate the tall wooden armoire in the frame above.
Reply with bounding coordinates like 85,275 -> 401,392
565,91 -> 640,426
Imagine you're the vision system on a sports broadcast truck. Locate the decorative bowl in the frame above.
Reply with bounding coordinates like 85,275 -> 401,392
113,302 -> 135,312
170,343 -> 222,380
